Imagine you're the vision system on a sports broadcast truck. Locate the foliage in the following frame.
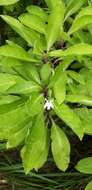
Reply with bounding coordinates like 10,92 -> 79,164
0,0 -> 92,179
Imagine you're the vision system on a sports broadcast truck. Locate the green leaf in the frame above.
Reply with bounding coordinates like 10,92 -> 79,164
85,181 -> 92,190
44,0 -> 64,9
0,95 -> 20,105
54,72 -> 66,104
74,108 -> 92,135
46,4 -> 65,51
7,118 -> 32,148
19,13 -> 46,34
7,80 -> 41,95
27,5 -> 48,22
53,101 -> 84,139
59,58 -> 74,71
0,99 -> 29,139
0,42 -> 36,62
65,0 -> 86,20
49,43 -> 92,58
49,64 -> 63,88
69,5 -> 92,34
26,93 -> 44,117
67,70 -> 85,84
0,57 -> 21,68
0,73 -> 24,93
40,63 -> 52,82
1,15 -> 41,47
51,121 -> 70,171
14,63 -> 41,84
75,157 -> 92,174
21,113 -> 50,174
66,94 -> 92,106
0,0 -> 19,5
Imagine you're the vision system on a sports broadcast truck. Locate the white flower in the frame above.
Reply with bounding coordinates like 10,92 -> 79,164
44,98 -> 53,110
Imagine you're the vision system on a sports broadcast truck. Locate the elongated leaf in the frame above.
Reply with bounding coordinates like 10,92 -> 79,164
69,5 -> 92,34
53,101 -> 84,139
0,57 -> 21,68
0,73 -> 24,93
1,15 -> 41,47
85,181 -> 92,190
14,63 -> 41,84
75,157 -> 92,174
74,108 -> 92,135
66,94 -> 92,106
44,0 -> 64,9
51,121 -> 70,171
65,0 -> 86,20
19,13 -> 46,34
26,93 -> 44,117
7,80 -> 41,95
67,70 -> 85,84
0,99 -> 29,139
0,95 -> 20,105
0,0 -> 19,5
27,5 -> 47,22
54,72 -> 66,104
49,43 -> 92,58
7,118 -> 32,148
40,63 -> 52,82
0,42 -> 36,62
46,4 -> 65,51
21,113 -> 50,173
49,61 -> 72,88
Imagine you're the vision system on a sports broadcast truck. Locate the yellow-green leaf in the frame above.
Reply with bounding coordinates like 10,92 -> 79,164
65,0 -> 85,20
0,42 -> 35,62
54,72 -> 66,104
27,5 -> 47,22
0,0 -> 19,5
19,13 -> 46,34
67,70 -> 85,84
66,94 -> 92,106
75,157 -> 92,174
21,113 -> 50,174
53,101 -> 84,139
49,43 -> 92,58
1,15 -> 41,47
51,121 -> 70,171
85,181 -> 92,190
46,4 -> 65,51
26,93 -> 44,117
69,5 -> 92,34
7,80 -> 41,95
